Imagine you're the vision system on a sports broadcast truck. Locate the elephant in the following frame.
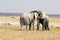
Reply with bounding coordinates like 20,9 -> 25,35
20,12 -> 38,30
30,10 -> 50,30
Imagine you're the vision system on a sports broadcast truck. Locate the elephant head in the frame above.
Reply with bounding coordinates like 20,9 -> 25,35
30,10 -> 50,31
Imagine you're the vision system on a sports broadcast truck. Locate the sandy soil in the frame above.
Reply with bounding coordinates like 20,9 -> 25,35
0,16 -> 60,40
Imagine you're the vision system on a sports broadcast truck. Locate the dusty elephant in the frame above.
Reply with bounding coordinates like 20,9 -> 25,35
20,12 -> 38,30
31,10 -> 50,30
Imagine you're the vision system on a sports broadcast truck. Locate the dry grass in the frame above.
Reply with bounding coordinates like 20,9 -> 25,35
0,25 -> 60,40
0,16 -> 60,40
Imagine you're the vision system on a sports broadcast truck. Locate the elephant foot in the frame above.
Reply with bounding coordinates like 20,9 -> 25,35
47,28 -> 50,30
47,27 -> 50,30
43,28 -> 50,31
42,29 -> 44,31
29,26 -> 31,30
45,27 -> 50,31
37,28 -> 39,30
37,27 -> 39,30
33,26 -> 34,30
29,29 -> 31,30
37,24 -> 40,30
33,29 -> 34,30
42,28 -> 45,31
29,28 -> 31,30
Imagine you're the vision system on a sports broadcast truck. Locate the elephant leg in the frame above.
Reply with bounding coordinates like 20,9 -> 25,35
43,18 -> 49,31
37,22 -> 40,30
26,25 -> 27,30
37,19 -> 40,30
37,25 -> 39,30
42,20 -> 45,31
33,23 -> 34,30
44,22 -> 47,30
29,23 -> 31,30
33,26 -> 34,30
47,21 -> 50,30
45,25 -> 47,30
26,23 -> 28,30
20,23 -> 23,30
46,24 -> 49,30
42,25 -> 45,31
32,20 -> 35,30
45,25 -> 49,30
20,17 -> 24,30
45,21 -> 49,30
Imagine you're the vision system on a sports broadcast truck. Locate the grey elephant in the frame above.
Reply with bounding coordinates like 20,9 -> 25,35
20,12 -> 38,30
30,10 -> 50,30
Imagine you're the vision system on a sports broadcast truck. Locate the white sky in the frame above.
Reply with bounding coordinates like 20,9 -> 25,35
0,0 -> 60,14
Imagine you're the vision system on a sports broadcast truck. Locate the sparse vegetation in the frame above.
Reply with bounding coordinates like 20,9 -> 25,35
0,16 -> 60,40
2,23 -> 11,25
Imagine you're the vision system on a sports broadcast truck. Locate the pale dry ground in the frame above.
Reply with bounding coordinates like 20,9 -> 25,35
0,16 -> 60,40
0,16 -> 19,22
49,16 -> 60,23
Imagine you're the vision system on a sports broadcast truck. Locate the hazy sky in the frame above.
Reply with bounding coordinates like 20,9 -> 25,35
0,0 -> 60,14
